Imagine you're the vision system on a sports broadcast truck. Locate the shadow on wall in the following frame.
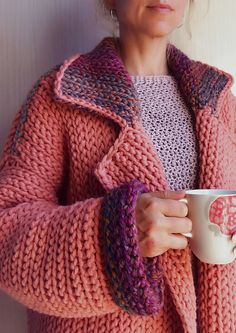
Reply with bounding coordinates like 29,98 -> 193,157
0,1 -> 109,333
0,0 -> 109,153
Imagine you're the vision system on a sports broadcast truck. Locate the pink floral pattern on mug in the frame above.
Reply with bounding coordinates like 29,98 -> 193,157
209,196 -> 236,236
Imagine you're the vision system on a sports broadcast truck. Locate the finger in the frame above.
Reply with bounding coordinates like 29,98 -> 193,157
137,215 -> 192,235
159,198 -> 188,217
144,198 -> 188,218
164,216 -> 192,234
137,191 -> 186,211
166,234 -> 188,250
138,232 -> 189,257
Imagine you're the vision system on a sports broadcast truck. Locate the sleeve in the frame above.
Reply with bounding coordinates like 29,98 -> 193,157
0,72 -> 164,318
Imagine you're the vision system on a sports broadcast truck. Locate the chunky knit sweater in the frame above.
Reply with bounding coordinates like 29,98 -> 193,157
0,37 -> 236,333
130,75 -> 199,190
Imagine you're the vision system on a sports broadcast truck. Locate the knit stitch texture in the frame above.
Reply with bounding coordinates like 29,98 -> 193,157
100,180 -> 164,315
0,37 -> 236,333
131,75 -> 199,191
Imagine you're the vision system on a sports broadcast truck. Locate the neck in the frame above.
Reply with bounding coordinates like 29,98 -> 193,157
115,33 -> 169,76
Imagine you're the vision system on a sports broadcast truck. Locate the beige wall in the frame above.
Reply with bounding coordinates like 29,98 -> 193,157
171,0 -> 236,89
0,1 -> 235,332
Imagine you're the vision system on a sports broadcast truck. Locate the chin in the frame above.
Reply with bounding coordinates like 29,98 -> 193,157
145,30 -> 172,39
143,23 -> 174,38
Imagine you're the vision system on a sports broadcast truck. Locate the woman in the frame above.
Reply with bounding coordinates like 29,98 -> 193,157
0,0 -> 235,332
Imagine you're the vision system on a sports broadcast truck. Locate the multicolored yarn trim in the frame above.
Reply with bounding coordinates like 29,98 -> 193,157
55,37 -> 233,128
100,180 -> 164,315
167,46 -> 230,112
59,41 -> 140,125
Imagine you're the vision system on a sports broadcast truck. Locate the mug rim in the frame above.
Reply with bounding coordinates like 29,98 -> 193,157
185,189 -> 236,196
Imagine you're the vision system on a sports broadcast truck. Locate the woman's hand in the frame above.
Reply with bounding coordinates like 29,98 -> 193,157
135,190 -> 192,257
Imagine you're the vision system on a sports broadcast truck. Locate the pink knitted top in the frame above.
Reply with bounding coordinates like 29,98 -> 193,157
0,37 -> 236,333
130,75 -> 199,191
131,75 -> 200,290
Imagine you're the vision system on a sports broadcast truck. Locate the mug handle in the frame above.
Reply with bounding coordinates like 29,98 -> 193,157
179,198 -> 192,238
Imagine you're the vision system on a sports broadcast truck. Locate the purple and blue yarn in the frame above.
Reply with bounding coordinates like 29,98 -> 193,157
167,47 -> 229,112
100,180 -> 164,315
61,37 -> 230,125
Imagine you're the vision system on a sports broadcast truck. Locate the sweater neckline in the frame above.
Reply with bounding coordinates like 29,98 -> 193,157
130,75 -> 175,84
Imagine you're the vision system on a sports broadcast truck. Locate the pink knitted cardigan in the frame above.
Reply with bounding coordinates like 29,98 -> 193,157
0,37 -> 236,333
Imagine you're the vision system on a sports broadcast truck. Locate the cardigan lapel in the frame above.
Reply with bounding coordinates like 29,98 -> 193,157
54,37 -> 234,333
54,36 -> 233,124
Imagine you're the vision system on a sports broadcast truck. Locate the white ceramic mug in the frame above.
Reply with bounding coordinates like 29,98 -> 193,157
180,189 -> 236,264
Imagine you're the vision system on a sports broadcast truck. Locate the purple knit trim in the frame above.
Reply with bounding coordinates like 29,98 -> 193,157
100,180 -> 164,315
60,41 -> 140,125
167,46 -> 229,112
56,37 -> 231,126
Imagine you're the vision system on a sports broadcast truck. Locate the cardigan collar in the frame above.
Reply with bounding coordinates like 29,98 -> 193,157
54,36 -> 233,126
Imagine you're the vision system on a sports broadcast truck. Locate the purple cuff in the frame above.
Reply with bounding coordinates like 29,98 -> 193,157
100,180 -> 164,315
